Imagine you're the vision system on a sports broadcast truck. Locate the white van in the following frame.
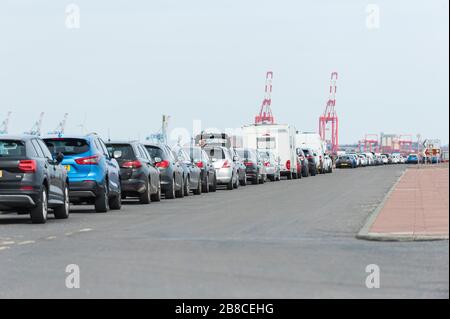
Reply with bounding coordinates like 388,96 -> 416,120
242,124 -> 298,179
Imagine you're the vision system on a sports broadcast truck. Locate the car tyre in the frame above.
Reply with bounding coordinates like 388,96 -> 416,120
202,174 -> 209,193
30,186 -> 48,224
151,182 -> 162,202
139,179 -> 151,204
209,174 -> 217,192
166,177 -> 176,199
95,182 -> 109,213
176,177 -> 184,198
54,184 -> 70,219
193,178 -> 202,195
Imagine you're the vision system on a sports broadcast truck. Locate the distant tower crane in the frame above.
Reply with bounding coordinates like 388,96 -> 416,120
255,71 -> 275,125
25,112 -> 45,136
0,111 -> 12,135
363,134 -> 380,153
398,134 -> 413,155
48,113 -> 69,136
319,72 -> 339,154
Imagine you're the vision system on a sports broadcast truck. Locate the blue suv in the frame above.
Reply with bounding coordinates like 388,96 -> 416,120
44,134 -> 122,212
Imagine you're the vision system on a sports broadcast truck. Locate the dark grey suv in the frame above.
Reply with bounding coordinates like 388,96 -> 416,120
144,143 -> 184,199
0,135 -> 70,224
106,141 -> 161,204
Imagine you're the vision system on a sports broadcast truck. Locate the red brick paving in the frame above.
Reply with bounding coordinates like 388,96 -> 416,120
370,165 -> 449,237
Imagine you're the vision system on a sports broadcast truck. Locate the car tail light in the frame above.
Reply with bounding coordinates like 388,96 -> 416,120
264,162 -> 270,167
155,160 -> 170,169
75,155 -> 99,165
286,160 -> 291,170
244,161 -> 253,167
18,160 -> 36,173
222,160 -> 231,168
195,161 -> 204,168
121,160 -> 142,169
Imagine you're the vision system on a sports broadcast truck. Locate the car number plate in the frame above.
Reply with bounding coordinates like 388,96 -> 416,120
64,165 -> 71,172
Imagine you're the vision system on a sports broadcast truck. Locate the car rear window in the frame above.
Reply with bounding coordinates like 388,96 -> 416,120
44,138 -> 89,155
205,147 -> 226,160
339,156 -> 349,160
237,149 -> 256,161
106,144 -> 136,160
145,145 -> 165,160
0,140 -> 26,158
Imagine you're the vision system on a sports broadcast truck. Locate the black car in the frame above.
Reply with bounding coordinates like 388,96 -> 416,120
183,145 -> 217,193
302,148 -> 318,176
106,141 -> 161,204
172,146 -> 202,196
0,135 -> 70,223
144,143 -> 184,199
336,155 -> 356,168
236,148 -> 266,185
296,148 -> 310,177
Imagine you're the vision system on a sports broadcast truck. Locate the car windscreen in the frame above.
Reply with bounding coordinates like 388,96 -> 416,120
44,138 -> 89,155
144,145 -> 165,160
0,140 -> 26,158
237,150 -> 256,161
205,147 -> 226,160
106,144 -> 136,160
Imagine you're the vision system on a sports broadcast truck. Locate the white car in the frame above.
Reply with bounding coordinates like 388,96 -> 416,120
381,154 -> 388,164
359,154 -> 368,166
323,155 -> 333,173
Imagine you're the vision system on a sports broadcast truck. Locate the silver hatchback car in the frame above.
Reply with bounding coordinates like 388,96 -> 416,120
204,146 -> 239,190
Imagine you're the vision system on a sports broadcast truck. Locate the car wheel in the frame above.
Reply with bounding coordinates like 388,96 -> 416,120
30,186 -> 48,224
193,177 -> 202,195
202,174 -> 209,193
209,174 -> 217,192
166,176 -> 176,199
227,176 -> 234,190
241,174 -> 247,186
109,193 -> 122,210
184,176 -> 190,196
95,182 -> 109,213
151,181 -> 162,202
233,175 -> 239,188
176,176 -> 184,198
139,178 -> 151,204
54,184 -> 70,219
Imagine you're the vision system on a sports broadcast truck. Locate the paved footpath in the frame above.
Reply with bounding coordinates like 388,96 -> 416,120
359,164 -> 449,241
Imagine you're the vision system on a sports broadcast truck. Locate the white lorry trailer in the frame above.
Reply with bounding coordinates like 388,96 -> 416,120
242,124 -> 298,179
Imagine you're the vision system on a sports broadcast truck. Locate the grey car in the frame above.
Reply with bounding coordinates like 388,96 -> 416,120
258,150 -> 281,181
204,146 -> 239,190
143,143 -> 184,199
0,135 -> 70,224
172,146 -> 202,196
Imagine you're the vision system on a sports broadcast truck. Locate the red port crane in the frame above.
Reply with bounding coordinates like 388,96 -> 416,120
399,134 -> 413,155
255,71 -> 275,125
319,72 -> 339,154
363,134 -> 379,153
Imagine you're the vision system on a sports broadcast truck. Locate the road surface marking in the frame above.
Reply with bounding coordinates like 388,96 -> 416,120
17,240 -> 35,245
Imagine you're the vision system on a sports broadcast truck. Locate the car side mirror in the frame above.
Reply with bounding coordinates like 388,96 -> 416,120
112,150 -> 122,159
55,152 -> 64,164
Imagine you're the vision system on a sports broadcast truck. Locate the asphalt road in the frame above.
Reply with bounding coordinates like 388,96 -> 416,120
0,165 -> 448,298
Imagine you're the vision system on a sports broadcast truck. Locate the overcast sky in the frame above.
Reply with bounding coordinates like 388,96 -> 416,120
0,0 -> 448,144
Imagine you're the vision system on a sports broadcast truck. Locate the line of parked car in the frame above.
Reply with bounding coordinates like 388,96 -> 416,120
335,151 -> 422,168
0,132 -> 335,224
